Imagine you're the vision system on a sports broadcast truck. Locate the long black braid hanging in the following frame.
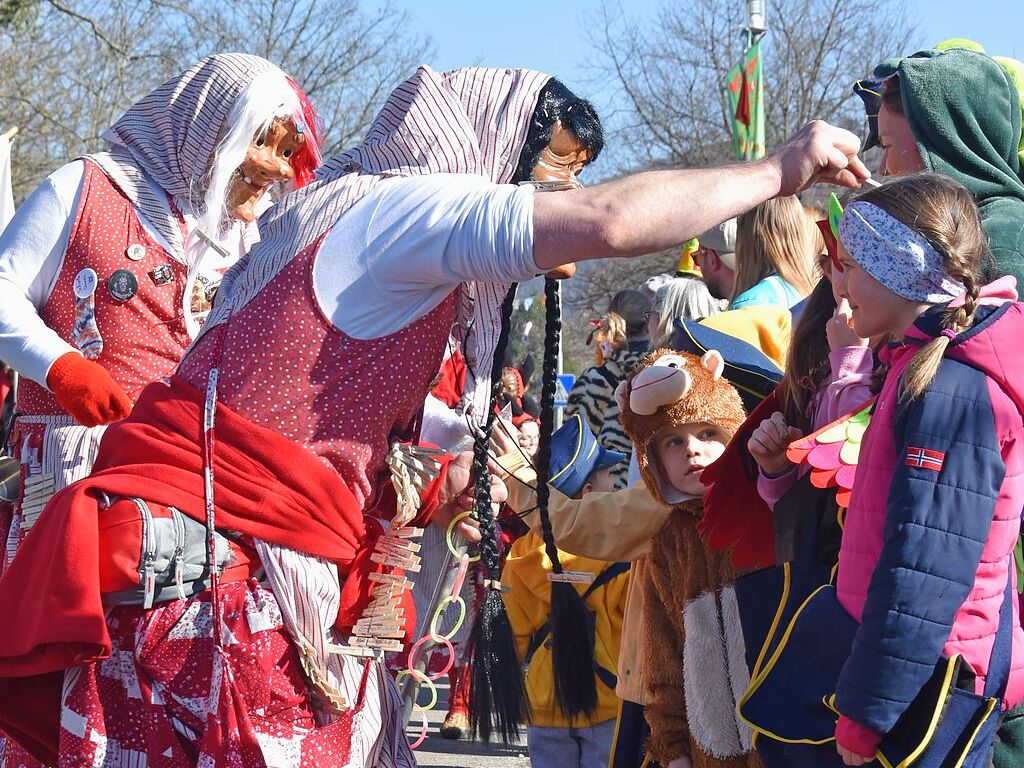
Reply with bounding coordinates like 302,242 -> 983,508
534,277 -> 599,720
466,73 -> 604,740
467,285 -> 529,743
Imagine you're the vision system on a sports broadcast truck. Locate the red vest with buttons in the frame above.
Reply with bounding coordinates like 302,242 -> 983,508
177,235 -> 456,512
18,160 -> 190,415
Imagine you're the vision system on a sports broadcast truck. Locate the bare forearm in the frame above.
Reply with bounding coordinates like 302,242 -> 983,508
531,120 -> 870,271
532,159 -> 782,269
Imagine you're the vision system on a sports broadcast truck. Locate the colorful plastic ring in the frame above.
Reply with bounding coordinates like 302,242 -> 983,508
396,668 -> 437,712
430,594 -> 467,643
446,511 -> 480,562
406,633 -> 455,681
408,711 -> 429,749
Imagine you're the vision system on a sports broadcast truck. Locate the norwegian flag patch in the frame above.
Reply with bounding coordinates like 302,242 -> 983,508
905,447 -> 945,472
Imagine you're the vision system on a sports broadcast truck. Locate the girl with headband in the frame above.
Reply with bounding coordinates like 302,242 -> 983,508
826,173 -> 1024,766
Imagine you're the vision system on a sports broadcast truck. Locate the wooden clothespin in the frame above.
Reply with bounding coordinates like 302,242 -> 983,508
2,126 -> 18,142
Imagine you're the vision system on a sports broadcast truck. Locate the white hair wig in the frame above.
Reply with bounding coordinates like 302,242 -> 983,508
190,66 -> 305,256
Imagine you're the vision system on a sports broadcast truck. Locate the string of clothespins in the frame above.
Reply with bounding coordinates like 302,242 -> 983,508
341,443 -> 443,656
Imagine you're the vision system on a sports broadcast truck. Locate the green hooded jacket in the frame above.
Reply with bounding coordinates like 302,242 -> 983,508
874,47 -> 1024,285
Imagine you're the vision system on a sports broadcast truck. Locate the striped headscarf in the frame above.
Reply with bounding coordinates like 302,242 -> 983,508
203,65 -> 552,421
87,54 -> 277,264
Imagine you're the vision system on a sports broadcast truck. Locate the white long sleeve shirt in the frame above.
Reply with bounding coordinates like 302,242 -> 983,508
0,160 -> 246,387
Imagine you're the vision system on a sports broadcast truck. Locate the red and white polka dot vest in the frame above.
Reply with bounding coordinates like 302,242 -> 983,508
178,234 -> 456,511
18,160 -> 190,415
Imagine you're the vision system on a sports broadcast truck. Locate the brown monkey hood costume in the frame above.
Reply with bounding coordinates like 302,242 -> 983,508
619,349 -> 760,768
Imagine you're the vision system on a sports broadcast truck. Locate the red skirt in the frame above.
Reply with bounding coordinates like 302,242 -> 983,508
57,580 -> 357,768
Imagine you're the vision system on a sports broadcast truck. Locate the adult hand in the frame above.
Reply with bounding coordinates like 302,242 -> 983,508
826,298 -> 870,351
770,120 -> 871,195
748,411 -> 803,477
433,451 -> 509,543
837,745 -> 872,766
46,351 -> 131,427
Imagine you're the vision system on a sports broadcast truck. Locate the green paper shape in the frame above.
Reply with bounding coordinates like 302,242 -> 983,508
828,193 -> 843,240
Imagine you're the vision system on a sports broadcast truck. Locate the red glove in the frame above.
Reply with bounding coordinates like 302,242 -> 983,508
46,352 -> 131,427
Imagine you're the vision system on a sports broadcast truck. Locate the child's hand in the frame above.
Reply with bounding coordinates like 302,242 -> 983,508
666,757 -> 693,768
837,745 -> 872,766
827,298 -> 869,351
489,418 -> 521,458
748,411 -> 803,477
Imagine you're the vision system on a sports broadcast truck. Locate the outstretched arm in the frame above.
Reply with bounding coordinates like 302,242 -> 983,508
532,121 -> 868,270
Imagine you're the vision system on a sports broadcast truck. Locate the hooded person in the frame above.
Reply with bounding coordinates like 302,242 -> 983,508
853,44 -> 1024,284
0,53 -> 322,571
0,61 -> 871,766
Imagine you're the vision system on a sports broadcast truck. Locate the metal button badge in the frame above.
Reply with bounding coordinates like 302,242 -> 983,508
149,265 -> 174,286
106,269 -> 138,302
125,244 -> 146,261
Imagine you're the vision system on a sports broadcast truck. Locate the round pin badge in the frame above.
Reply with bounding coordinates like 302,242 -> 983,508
126,244 -> 146,261
73,268 -> 98,299
107,269 -> 139,302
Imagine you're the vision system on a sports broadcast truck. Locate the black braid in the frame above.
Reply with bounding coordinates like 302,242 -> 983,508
534,280 -> 564,572
467,285 -> 529,743
535,277 -> 599,721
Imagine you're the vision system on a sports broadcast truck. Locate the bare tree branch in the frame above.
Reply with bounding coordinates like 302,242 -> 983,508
559,0 -> 918,372
0,0 -> 433,201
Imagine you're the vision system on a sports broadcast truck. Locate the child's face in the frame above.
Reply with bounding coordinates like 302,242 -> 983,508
833,241 -> 926,339
652,422 -> 728,498
519,421 -> 540,457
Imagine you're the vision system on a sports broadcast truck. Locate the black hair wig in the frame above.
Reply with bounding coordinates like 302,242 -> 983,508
510,78 -> 604,184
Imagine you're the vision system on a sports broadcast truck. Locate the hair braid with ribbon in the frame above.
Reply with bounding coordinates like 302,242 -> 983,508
533,277 -> 599,720
467,285 -> 529,743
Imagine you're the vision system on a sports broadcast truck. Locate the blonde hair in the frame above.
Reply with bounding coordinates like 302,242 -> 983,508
853,173 -> 988,400
598,311 -> 627,351
733,196 -> 818,300
803,203 -> 828,260
652,277 -> 721,347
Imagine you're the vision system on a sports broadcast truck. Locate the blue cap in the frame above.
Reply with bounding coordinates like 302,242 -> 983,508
672,317 -> 783,412
549,413 -> 626,498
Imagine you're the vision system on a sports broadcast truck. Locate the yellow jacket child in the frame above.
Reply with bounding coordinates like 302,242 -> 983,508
501,413 -> 630,768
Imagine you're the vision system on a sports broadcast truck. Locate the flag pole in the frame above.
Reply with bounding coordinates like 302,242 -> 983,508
746,0 -> 767,44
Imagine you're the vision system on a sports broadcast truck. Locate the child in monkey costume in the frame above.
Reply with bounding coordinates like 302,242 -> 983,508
618,349 -> 761,768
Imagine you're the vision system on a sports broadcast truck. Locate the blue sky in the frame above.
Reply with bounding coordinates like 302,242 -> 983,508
395,0 -> 1020,139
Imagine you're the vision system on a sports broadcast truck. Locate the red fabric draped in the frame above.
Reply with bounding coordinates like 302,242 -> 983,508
699,389 -> 779,569
0,375 -> 372,760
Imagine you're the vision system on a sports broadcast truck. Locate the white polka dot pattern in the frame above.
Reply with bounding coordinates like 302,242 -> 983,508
19,161 -> 192,416
178,236 -> 456,511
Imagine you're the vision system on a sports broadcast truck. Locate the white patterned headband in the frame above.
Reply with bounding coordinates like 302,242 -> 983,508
838,200 -> 965,303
